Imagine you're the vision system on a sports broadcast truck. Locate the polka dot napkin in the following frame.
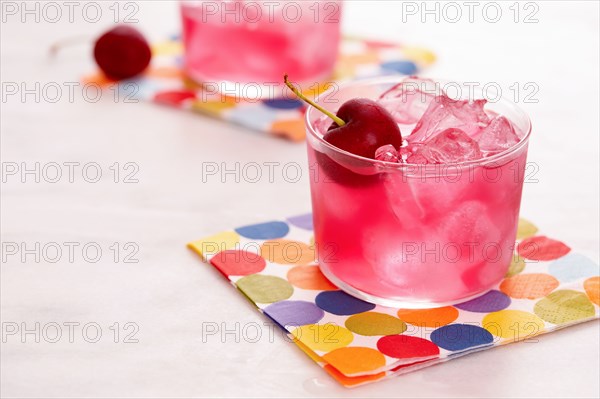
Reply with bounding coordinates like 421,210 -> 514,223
83,37 -> 435,141
188,215 -> 599,388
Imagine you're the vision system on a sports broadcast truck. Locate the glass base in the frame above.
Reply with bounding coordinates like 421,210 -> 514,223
183,67 -> 333,100
318,263 -> 501,309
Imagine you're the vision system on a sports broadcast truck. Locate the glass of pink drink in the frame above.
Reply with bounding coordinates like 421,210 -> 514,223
305,77 -> 532,308
181,1 -> 342,93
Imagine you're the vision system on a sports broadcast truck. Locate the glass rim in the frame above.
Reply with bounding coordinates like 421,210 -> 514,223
305,76 -> 533,171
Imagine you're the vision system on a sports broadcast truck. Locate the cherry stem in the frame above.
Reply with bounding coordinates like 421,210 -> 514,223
49,35 -> 92,57
283,74 -> 345,127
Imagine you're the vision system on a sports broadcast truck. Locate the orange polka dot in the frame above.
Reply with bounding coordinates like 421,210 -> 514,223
332,63 -> 355,80
323,364 -> 385,387
191,99 -> 236,117
81,71 -> 115,87
270,119 -> 306,142
182,76 -> 204,90
397,306 -> 458,328
287,265 -> 337,290
500,273 -> 560,299
146,66 -> 184,79
260,239 -> 315,265
302,82 -> 332,99
322,347 -> 386,376
584,276 -> 600,306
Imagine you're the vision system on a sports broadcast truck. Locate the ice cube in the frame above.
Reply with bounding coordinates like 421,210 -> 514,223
409,94 -> 491,143
378,77 -> 438,124
375,144 -> 400,163
401,143 -> 429,164
439,200 -> 501,248
478,116 -> 520,153
423,128 -> 482,163
405,128 -> 482,164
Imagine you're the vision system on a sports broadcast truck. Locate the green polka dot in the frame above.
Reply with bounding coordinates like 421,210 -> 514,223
517,218 -> 538,240
236,275 -> 293,304
506,255 -> 526,277
345,312 -> 407,336
533,290 -> 596,325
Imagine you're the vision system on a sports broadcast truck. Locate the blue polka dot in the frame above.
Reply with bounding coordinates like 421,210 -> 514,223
263,300 -> 324,329
117,78 -> 158,101
548,253 -> 599,283
315,290 -> 375,316
287,214 -> 313,230
235,221 -> 289,240
430,324 -> 494,351
263,98 -> 304,110
380,60 -> 418,75
455,290 -> 511,313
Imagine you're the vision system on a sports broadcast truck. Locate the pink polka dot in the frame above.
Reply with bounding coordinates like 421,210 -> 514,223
517,236 -> 571,261
209,250 -> 266,276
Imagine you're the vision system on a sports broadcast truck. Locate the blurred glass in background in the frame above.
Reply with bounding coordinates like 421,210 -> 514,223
181,0 -> 342,95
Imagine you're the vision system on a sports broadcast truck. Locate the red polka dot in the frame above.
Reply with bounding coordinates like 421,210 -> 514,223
517,236 -> 571,261
363,39 -> 397,49
390,358 -> 433,372
209,250 -> 266,277
377,335 -> 440,359
154,90 -> 196,106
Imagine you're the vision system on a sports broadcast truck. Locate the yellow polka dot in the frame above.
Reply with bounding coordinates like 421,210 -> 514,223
345,312 -> 406,336
292,337 -> 323,363
402,46 -> 437,65
187,231 -> 240,259
291,324 -> 353,352
260,239 -> 315,265
517,218 -> 539,240
483,310 -> 545,340
534,290 -> 596,324
236,274 -> 293,304
151,41 -> 183,56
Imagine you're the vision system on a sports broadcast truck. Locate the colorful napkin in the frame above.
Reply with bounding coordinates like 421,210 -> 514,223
83,37 -> 435,141
188,215 -> 599,387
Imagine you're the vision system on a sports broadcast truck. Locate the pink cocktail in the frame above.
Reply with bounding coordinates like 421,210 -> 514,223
181,1 -> 341,90
305,77 -> 532,308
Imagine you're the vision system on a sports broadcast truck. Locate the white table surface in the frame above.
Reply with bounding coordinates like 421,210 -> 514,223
1,1 -> 599,398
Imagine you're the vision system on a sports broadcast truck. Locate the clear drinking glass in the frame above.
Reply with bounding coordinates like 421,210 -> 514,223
305,77 -> 532,308
180,1 -> 342,93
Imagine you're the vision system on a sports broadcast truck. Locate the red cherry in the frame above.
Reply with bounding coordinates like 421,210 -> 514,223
284,75 -> 404,186
323,98 -> 403,159
94,26 -> 151,80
